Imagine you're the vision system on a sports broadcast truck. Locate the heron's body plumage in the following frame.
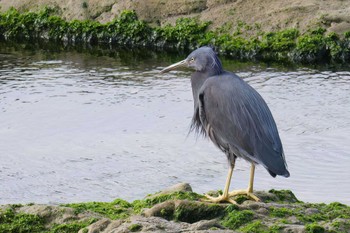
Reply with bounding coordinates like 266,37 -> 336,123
191,71 -> 289,177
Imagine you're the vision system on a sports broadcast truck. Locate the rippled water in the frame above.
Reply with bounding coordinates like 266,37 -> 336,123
1,43 -> 349,205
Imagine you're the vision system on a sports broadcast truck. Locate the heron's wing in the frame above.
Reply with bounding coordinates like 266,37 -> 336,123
198,72 -> 289,177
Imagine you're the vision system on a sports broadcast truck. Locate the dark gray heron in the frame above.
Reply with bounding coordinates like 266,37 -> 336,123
160,46 -> 289,204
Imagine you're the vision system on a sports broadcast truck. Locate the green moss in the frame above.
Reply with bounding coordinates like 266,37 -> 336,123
0,205 -> 98,233
330,219 -> 350,232
278,218 -> 291,224
63,198 -> 132,220
0,208 -> 45,233
239,220 -> 269,233
233,195 -> 251,204
268,189 -> 300,203
173,202 -> 224,223
2,8 -> 350,63
224,204 -> 239,213
305,223 -> 325,233
132,191 -> 203,214
128,223 -> 142,232
221,210 -> 254,230
297,202 -> 350,223
269,207 -> 295,218
269,224 -> 285,232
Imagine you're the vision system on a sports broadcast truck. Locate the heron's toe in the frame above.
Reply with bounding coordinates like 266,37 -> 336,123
202,194 -> 237,204
228,189 -> 260,202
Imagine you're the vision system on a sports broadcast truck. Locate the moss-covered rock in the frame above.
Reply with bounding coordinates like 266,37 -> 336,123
1,184 -> 350,232
144,199 -> 225,223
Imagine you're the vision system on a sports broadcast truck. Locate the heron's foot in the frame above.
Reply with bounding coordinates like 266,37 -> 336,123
228,189 -> 260,202
202,194 -> 237,204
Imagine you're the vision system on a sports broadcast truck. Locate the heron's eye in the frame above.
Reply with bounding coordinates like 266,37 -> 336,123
190,57 -> 195,63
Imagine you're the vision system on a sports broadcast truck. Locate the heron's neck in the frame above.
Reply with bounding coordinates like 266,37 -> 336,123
191,68 -> 223,98
190,71 -> 211,104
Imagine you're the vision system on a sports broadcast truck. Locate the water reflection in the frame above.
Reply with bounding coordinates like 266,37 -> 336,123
0,42 -> 349,205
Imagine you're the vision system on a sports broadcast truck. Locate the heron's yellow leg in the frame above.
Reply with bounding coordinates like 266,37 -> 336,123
228,163 -> 260,202
204,160 -> 237,204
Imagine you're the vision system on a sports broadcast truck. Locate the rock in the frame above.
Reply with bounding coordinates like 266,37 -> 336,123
174,200 -> 225,223
1,187 -> 349,233
18,204 -> 100,227
189,218 -> 224,230
286,216 -> 302,225
256,207 -> 269,215
98,215 -> 234,232
118,215 -> 191,232
78,218 -> 123,233
282,224 -> 305,233
146,183 -> 192,199
325,218 -> 350,233
259,189 -> 300,203
305,207 -> 320,215
144,199 -> 225,224
143,200 -> 175,220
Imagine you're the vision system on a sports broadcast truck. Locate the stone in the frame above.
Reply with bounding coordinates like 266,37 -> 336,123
145,183 -> 192,199
143,200 -> 175,220
78,218 -> 115,233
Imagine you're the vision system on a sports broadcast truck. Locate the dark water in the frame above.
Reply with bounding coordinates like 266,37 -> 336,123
0,43 -> 349,205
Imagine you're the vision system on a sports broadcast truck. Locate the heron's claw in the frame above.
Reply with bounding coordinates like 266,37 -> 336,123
202,194 -> 237,204
228,189 -> 261,202
202,190 -> 260,204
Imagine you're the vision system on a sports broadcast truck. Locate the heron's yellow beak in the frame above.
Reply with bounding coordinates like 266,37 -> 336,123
160,59 -> 188,73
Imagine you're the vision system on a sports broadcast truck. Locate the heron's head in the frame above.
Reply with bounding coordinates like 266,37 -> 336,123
160,46 -> 223,75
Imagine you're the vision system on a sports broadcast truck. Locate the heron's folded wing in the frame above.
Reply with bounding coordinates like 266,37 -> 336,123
199,73 -> 289,176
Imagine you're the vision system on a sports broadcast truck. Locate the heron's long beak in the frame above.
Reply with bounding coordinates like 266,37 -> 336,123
160,59 -> 188,73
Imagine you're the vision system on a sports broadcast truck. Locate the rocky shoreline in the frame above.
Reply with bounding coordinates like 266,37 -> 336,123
1,0 -> 350,36
1,183 -> 349,232
1,7 -> 350,64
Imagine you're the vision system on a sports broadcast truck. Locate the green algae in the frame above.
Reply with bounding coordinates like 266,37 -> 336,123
49,219 -> 95,233
173,201 -> 224,223
267,189 -> 300,203
2,7 -> 350,63
238,220 -> 270,233
269,207 -> 295,218
0,207 -> 45,233
0,205 -> 95,233
128,223 -> 142,232
132,191 -> 204,214
62,191 -> 204,222
330,219 -> 350,233
63,198 -> 132,220
305,223 -> 325,233
221,209 -> 255,230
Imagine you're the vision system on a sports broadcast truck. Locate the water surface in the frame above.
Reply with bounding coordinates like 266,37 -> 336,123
1,43 -> 349,205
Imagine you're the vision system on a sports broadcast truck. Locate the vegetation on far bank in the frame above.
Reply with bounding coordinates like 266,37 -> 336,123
1,189 -> 350,233
1,7 -> 350,64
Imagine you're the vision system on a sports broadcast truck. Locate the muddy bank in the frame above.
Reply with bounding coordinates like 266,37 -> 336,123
1,8 -> 350,64
1,0 -> 350,36
1,183 -> 349,232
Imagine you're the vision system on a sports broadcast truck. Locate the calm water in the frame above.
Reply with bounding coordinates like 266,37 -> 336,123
0,43 -> 349,205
